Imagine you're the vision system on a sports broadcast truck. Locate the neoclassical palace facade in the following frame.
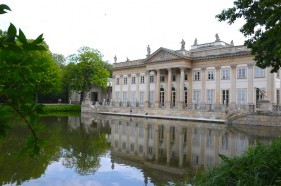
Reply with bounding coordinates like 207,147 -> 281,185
112,36 -> 281,110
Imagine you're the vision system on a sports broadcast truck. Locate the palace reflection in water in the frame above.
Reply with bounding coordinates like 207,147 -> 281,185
101,116 -> 247,169
80,113 -> 280,173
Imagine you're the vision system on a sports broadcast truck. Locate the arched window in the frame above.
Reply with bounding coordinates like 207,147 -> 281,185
160,88 -> 165,106
184,87 -> 188,107
171,87 -> 176,107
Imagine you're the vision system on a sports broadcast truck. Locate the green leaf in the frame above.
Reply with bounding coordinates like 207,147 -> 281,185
0,4 -> 11,14
17,29 -> 27,44
32,34 -> 44,45
7,23 -> 17,37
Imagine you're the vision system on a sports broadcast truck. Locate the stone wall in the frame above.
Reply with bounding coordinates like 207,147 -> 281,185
83,105 -> 226,120
229,113 -> 281,126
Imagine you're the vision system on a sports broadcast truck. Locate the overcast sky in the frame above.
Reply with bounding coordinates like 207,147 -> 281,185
1,0 -> 245,63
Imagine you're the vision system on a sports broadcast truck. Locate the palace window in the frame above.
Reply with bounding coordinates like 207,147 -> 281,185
255,67 -> 265,78
221,68 -> 230,80
185,73 -> 188,81
172,75 -> 176,81
139,91 -> 145,106
139,145 -> 143,153
207,89 -> 215,104
131,76 -> 136,84
160,88 -> 165,106
193,71 -> 200,81
171,87 -> 176,107
207,70 -> 214,80
123,77 -> 127,84
140,75 -> 145,84
131,91 -> 136,106
123,91 -> 127,103
193,90 -> 201,104
237,67 -> 247,79
184,87 -> 188,106
149,91 -> 154,105
160,76 -> 165,82
221,133 -> 229,150
116,92 -> 120,102
150,75 -> 154,83
130,143 -> 134,151
116,78 -> 120,85
237,88 -> 247,104
222,90 -> 229,105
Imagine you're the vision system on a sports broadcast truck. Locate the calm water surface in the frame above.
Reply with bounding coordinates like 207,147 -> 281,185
1,113 -> 281,186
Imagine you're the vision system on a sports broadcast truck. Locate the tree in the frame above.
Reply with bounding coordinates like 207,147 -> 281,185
0,4 -> 61,155
52,53 -> 66,68
216,0 -> 281,72
64,46 -> 110,104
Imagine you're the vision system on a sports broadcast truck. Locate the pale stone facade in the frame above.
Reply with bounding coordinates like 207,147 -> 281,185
112,36 -> 281,111
71,78 -> 112,104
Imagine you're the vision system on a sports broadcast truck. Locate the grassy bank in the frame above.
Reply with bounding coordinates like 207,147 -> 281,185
193,138 -> 281,186
43,104 -> 81,112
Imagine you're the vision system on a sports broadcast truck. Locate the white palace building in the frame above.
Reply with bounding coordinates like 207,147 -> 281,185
111,34 -> 281,112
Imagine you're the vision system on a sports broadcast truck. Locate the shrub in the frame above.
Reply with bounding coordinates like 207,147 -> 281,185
193,138 -> 281,186
43,104 -> 81,112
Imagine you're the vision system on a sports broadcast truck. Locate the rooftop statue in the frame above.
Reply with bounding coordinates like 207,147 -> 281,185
114,55 -> 117,63
181,39 -> 185,50
193,38 -> 198,46
230,40 -> 234,46
126,57 -> 129,61
147,45 -> 151,56
215,33 -> 220,42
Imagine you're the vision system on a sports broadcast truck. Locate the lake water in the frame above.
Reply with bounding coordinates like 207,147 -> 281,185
1,113 -> 281,186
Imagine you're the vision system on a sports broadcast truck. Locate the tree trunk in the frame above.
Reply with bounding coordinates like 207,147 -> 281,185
80,91 -> 84,105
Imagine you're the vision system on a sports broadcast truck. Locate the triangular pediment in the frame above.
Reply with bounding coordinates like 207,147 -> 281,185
144,47 -> 189,63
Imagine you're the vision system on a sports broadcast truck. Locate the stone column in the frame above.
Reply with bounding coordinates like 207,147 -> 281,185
154,124 -> 159,161
230,65 -> 237,109
112,75 -> 116,103
166,68 -> 172,108
126,122 -> 130,153
166,126 -> 171,163
178,126 -> 184,167
134,123 -> 139,154
155,69 -> 161,108
188,69 -> 193,104
267,68 -> 276,104
144,123 -> 149,158
120,75 -> 123,106
128,74 -> 131,106
201,67 -> 206,104
200,129 -> 205,165
136,73 -> 140,107
186,128 -> 192,164
110,120 -> 114,149
215,66 -> 221,107
144,70 -> 150,108
214,130 -> 220,164
118,122 -> 122,151
248,63 -> 254,104
178,67 -> 185,109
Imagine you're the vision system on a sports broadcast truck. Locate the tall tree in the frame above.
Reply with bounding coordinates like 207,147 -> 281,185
64,46 -> 110,103
0,4 -> 62,155
216,0 -> 281,72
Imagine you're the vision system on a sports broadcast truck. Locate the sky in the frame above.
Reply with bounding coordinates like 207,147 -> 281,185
0,0 -> 245,64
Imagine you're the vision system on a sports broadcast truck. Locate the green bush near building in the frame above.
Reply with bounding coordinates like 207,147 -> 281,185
193,138 -> 281,186
43,104 -> 81,112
